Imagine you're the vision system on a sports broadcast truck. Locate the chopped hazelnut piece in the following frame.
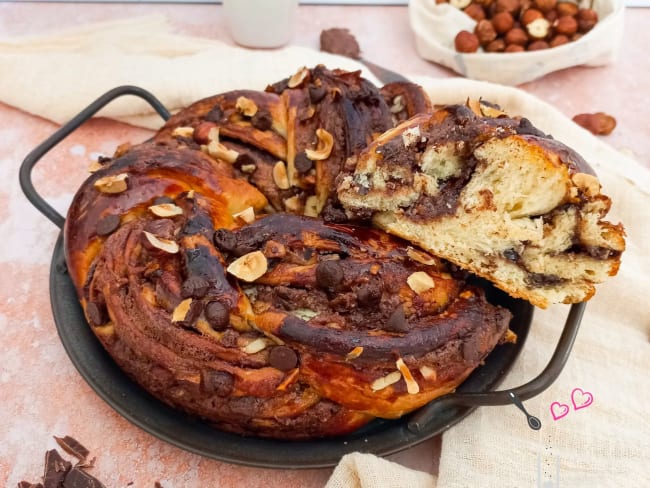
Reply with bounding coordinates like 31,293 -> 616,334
232,206 -> 256,224
419,365 -> 438,381
346,346 -> 364,360
243,337 -> 268,354
407,271 -> 435,294
370,371 -> 402,392
571,173 -> 600,197
143,231 -> 179,254
303,195 -> 320,217
288,66 -> 310,88
227,250 -> 268,282
94,173 -> 128,194
148,203 -> 184,218
171,126 -> 195,138
396,357 -> 420,394
406,247 -> 437,266
207,140 -> 239,163
236,96 -> 258,117
272,161 -> 291,190
305,128 -> 334,161
172,298 -> 193,322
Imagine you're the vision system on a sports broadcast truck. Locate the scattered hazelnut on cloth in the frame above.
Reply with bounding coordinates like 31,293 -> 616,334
572,112 -> 617,135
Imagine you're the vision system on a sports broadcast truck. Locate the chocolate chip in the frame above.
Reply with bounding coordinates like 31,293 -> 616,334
385,304 -> 408,333
63,467 -> 106,488
153,196 -> 175,205
235,152 -> 255,167
309,85 -> 327,104
315,260 -> 344,289
95,215 -> 120,237
251,110 -> 273,131
180,276 -> 209,299
86,302 -> 107,326
294,152 -> 313,173
205,301 -> 230,330
201,370 -> 234,396
356,280 -> 382,307
213,229 -> 237,252
517,117 -> 547,138
268,346 -> 298,371
503,248 -> 519,262
204,105 -> 224,123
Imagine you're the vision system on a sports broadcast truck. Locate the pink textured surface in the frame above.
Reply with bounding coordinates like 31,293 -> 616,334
0,3 -> 647,487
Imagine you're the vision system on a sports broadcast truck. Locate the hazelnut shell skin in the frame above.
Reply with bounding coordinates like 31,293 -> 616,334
455,30 -> 480,53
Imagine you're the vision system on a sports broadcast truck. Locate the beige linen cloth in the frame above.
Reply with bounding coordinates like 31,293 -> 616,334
3,17 -> 648,487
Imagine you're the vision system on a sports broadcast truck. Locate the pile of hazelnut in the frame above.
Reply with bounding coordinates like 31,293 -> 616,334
447,0 -> 599,53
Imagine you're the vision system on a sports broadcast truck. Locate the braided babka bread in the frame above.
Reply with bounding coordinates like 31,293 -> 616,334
337,101 -> 626,308
64,142 -> 512,438
154,65 -> 431,222
63,66 -> 623,439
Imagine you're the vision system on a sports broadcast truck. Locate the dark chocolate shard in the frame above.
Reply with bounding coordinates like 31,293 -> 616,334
62,467 -> 106,488
18,482 -> 43,488
43,449 -> 72,488
54,435 -> 90,462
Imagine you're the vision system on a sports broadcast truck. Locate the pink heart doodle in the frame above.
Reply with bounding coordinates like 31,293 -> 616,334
571,387 -> 594,410
550,401 -> 570,421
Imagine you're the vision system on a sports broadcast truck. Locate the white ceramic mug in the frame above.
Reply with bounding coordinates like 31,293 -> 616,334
223,0 -> 299,49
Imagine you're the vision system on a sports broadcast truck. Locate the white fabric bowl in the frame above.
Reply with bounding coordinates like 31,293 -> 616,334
408,0 -> 625,85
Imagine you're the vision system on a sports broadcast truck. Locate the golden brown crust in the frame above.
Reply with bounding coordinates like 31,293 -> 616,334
155,66 -> 432,222
338,103 -> 626,308
64,137 -> 512,438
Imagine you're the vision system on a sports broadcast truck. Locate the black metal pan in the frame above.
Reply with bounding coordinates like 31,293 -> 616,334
19,86 -> 585,468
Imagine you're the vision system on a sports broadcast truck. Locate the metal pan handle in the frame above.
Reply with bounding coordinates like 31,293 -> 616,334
408,301 -> 586,433
19,85 -> 171,230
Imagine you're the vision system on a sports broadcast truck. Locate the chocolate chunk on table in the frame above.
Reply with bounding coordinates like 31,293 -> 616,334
43,449 -> 72,488
320,28 -> 361,59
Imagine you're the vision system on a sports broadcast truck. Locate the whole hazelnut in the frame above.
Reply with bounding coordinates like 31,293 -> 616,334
485,38 -> 507,52
495,0 -> 521,14
464,3 -> 487,21
474,19 -> 498,45
577,8 -> 598,33
556,1 -> 578,17
521,8 -> 543,26
571,32 -> 584,42
527,17 -> 551,39
554,15 -> 578,35
505,27 -> 529,46
505,44 -> 526,52
545,9 -> 558,22
534,0 -> 557,13
572,112 -> 617,136
549,34 -> 570,47
528,40 -> 550,50
492,12 -> 515,34
455,30 -> 481,52
475,0 -> 495,7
